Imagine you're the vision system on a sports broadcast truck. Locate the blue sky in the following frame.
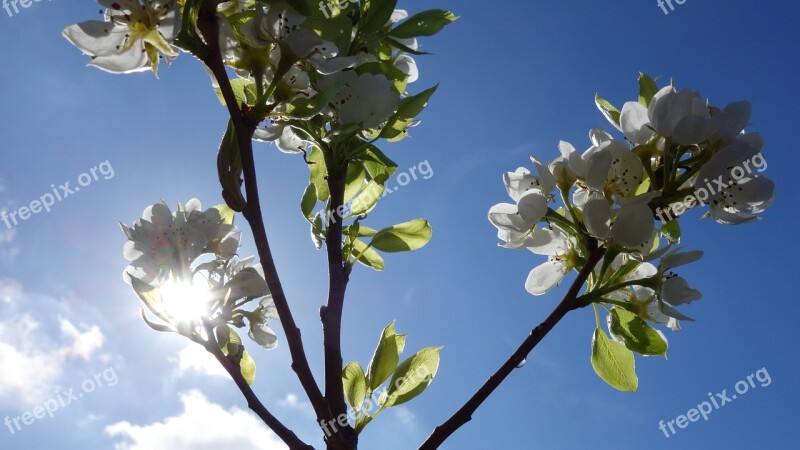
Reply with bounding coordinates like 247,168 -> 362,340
1,1 -> 798,449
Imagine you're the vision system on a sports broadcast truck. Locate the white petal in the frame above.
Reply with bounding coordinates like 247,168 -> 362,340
620,101 -> 654,144
517,190 -> 548,225
583,199 -> 611,239
88,44 -> 150,74
585,149 -> 612,191
663,277 -> 702,306
525,260 -> 568,296
526,227 -> 568,256
531,155 -> 556,194
488,203 -> 528,233
662,249 -> 703,269
610,203 -> 655,249
63,21 -> 128,57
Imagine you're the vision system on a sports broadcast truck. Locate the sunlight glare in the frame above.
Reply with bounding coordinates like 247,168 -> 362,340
160,276 -> 211,324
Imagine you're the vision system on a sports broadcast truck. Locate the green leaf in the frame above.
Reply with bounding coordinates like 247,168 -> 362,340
591,328 -> 638,392
130,276 -> 170,324
310,213 -> 326,250
638,72 -> 659,106
344,163 -> 369,203
217,120 -> 246,212
342,362 -> 368,413
301,183 -> 317,220
384,36 -> 432,56
360,0 -> 400,34
352,239 -> 384,270
350,181 -> 384,216
379,85 -> 437,141
389,9 -> 459,39
384,347 -> 441,407
286,82 -> 344,119
397,85 -> 438,119
211,204 -> 236,225
366,322 -> 401,390
358,145 -> 398,184
595,94 -> 621,128
609,309 -> 669,357
660,220 -> 681,244
239,349 -> 257,385
344,225 -> 378,238
371,219 -> 432,253
308,147 -> 330,201
215,78 -> 257,106
139,307 -> 176,333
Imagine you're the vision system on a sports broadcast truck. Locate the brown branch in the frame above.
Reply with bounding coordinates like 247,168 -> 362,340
320,163 -> 358,449
195,3 -> 343,447
202,321 -> 313,450
418,243 -> 606,450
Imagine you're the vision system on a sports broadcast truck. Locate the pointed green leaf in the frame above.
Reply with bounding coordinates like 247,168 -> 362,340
360,0 -> 399,34
301,183 -> 317,220
384,346 -> 441,407
609,309 -> 668,357
352,239 -> 384,271
308,147 -> 330,201
215,78 -> 257,107
660,220 -> 681,244
342,362 -> 368,413
389,9 -> 459,39
239,349 -> 256,385
211,204 -> 236,225
638,72 -> 659,107
286,82 -> 345,119
350,181 -> 384,216
371,219 -> 432,253
366,322 -> 401,390
591,328 -> 638,392
595,94 -> 621,128
130,276 -> 171,324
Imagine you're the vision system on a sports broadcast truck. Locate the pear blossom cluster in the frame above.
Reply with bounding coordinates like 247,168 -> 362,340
121,199 -> 278,349
63,0 -> 181,74
489,75 -> 776,386
64,1 -> 452,157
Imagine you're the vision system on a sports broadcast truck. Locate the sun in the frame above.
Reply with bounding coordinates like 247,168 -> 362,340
159,276 -> 212,324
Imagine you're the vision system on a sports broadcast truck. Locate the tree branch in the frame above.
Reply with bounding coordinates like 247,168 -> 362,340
320,163 -> 358,449
417,243 -> 606,450
203,321 -> 314,450
195,3 -> 342,446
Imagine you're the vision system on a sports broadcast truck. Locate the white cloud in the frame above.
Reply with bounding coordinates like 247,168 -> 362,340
58,318 -> 104,360
0,278 -> 21,304
393,406 -> 418,427
105,390 -> 287,450
279,393 -> 311,412
0,312 -> 106,408
175,344 -> 228,378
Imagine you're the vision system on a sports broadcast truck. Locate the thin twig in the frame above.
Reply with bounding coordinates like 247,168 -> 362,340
202,321 -> 313,450
418,242 -> 606,449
